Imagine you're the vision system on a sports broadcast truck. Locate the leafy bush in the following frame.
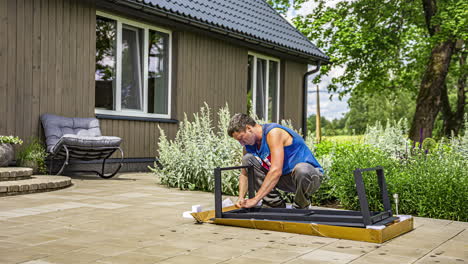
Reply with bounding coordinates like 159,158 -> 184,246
322,135 -> 364,143
150,104 -> 243,195
393,148 -> 467,221
307,121 -> 468,221
364,119 -> 410,159
450,114 -> 468,159
311,139 -> 334,158
325,142 -> 468,221
0,135 -> 23,145
16,138 -> 48,174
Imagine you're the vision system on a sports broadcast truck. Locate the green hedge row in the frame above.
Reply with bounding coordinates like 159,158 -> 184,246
313,142 -> 468,221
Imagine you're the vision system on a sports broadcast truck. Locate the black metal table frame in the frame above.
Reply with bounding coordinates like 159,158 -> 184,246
214,165 -> 397,228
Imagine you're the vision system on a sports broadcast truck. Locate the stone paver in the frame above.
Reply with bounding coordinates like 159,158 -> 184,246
0,167 -> 33,181
0,175 -> 72,197
0,173 -> 466,264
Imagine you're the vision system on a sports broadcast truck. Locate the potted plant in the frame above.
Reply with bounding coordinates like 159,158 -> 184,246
0,136 -> 23,167
16,138 -> 48,174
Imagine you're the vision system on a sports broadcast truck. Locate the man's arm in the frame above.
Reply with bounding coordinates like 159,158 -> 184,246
240,128 -> 286,208
236,148 -> 248,207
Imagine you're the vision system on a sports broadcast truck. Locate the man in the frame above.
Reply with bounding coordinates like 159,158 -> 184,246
228,113 -> 323,209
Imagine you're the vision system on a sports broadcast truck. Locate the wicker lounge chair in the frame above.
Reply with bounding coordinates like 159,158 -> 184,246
40,114 -> 124,178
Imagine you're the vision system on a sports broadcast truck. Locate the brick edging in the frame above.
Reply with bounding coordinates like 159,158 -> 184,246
0,176 -> 72,197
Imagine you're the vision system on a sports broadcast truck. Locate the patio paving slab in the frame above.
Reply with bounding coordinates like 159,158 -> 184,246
0,172 -> 466,264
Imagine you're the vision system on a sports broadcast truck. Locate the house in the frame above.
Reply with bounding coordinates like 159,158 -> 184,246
0,0 -> 329,170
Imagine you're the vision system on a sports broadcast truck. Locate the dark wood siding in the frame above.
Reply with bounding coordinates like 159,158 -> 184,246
282,60 -> 308,128
174,31 -> 248,122
0,0 -> 95,142
0,1 -> 6,135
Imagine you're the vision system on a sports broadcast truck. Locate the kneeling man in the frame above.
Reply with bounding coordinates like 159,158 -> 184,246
228,113 -> 323,209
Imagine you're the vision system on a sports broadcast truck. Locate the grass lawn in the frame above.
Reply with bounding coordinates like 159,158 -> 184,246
320,135 -> 364,143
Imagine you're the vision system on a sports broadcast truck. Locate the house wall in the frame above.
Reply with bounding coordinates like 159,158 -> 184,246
282,60 -> 308,129
174,31 -> 248,122
0,0 -> 308,161
0,0 -> 95,141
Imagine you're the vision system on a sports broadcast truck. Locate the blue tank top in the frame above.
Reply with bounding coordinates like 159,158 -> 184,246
245,123 -> 323,175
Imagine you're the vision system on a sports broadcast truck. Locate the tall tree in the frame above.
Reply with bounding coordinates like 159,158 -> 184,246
273,0 -> 467,141
441,41 -> 467,136
409,0 -> 463,141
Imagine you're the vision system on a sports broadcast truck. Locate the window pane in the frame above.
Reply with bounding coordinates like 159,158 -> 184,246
121,25 -> 143,111
148,30 -> 169,115
256,58 -> 267,120
95,16 -> 116,110
247,55 -> 254,115
268,61 -> 279,122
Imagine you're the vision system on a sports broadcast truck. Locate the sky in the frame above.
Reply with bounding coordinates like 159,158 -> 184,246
286,1 -> 350,121
306,67 -> 350,120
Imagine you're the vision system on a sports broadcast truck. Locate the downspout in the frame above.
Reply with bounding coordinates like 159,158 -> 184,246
302,61 -> 321,139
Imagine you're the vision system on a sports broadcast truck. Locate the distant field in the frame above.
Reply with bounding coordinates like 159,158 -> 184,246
321,135 -> 364,143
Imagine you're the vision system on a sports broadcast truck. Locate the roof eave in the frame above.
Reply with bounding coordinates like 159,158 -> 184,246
112,0 -> 330,64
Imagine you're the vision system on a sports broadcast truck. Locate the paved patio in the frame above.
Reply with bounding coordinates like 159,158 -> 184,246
0,173 -> 466,264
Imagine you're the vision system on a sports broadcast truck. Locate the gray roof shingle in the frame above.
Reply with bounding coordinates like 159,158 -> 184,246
120,0 -> 329,62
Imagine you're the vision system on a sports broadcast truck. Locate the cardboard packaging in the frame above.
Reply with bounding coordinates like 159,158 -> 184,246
192,206 -> 414,244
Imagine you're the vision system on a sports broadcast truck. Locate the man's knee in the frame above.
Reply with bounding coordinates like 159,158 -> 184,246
293,163 -> 321,179
242,153 -> 256,166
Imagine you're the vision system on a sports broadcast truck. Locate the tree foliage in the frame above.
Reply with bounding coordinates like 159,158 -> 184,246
345,89 -> 415,134
293,0 -> 431,95
270,0 -> 467,138
265,0 -> 306,15
307,114 -> 347,136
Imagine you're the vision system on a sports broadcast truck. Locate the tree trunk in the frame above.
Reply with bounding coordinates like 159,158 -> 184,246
422,0 -> 437,36
409,39 -> 456,142
441,50 -> 467,137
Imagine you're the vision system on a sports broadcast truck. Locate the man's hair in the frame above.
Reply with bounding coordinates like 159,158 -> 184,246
227,113 -> 257,137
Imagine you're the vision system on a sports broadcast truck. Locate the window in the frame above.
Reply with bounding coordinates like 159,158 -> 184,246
95,12 -> 171,118
247,53 -> 280,122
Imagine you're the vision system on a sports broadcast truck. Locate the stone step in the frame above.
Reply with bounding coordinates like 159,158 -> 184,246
0,175 -> 72,196
0,167 -> 33,181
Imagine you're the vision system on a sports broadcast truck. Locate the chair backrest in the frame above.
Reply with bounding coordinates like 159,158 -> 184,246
40,114 -> 102,152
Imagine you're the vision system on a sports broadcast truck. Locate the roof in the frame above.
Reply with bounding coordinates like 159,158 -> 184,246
117,0 -> 330,62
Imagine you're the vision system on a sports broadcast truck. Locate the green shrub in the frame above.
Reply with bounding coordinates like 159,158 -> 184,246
364,119 -> 410,159
322,135 -> 364,143
16,138 -> 48,174
325,138 -> 468,221
0,135 -> 23,145
325,143 -> 397,211
312,140 -> 334,158
150,103 -> 243,195
392,148 -> 467,221
450,114 -> 468,159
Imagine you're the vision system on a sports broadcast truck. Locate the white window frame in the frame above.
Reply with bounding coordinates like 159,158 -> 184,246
95,11 -> 172,119
248,51 -> 281,122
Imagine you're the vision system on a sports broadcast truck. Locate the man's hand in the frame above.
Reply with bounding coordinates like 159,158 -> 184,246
235,197 -> 245,208
239,198 -> 260,208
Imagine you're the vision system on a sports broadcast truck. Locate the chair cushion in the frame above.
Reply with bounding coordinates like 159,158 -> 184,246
41,114 -> 102,152
51,134 -> 122,153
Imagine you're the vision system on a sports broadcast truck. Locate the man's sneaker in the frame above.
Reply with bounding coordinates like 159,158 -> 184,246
262,200 -> 286,208
293,203 -> 311,210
